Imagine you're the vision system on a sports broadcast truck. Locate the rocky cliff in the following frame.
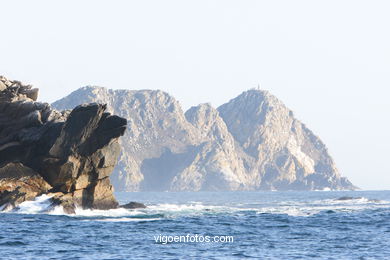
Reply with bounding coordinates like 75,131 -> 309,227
53,86 -> 356,191
218,90 -> 354,190
0,77 -> 127,213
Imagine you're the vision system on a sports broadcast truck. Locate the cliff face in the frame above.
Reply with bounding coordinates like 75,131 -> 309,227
0,77 -> 127,213
53,87 -> 356,191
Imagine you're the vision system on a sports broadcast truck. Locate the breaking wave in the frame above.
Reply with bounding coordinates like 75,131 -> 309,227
3,193 -> 390,221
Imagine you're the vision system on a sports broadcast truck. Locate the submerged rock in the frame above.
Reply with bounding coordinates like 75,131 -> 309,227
335,196 -> 362,201
120,201 -> 147,209
0,76 -> 127,213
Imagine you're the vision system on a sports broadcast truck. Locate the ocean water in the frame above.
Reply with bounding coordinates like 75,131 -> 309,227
1,191 -> 390,259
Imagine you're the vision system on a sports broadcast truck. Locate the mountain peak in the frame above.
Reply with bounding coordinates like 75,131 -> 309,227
247,87 -> 271,95
185,103 -> 217,122
53,85 -> 356,191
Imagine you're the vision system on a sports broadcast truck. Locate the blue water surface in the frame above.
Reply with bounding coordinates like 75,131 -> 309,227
1,191 -> 389,259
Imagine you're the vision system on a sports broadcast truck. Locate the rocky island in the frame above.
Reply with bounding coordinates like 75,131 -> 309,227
53,86 -> 356,191
0,76 -> 127,213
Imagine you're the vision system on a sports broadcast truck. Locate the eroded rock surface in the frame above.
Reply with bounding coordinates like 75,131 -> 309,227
0,76 -> 127,213
0,163 -> 52,211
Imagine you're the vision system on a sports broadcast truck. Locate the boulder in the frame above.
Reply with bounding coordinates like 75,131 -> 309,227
121,201 -> 147,209
0,163 -> 52,210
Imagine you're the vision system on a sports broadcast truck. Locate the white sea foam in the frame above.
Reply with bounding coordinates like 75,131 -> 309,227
135,196 -> 390,218
48,205 -> 67,215
14,194 -> 53,214
67,196 -> 390,218
73,207 -> 144,217
145,203 -> 238,218
147,203 -> 222,212
91,217 -> 160,222
253,197 -> 390,217
5,193 -> 389,219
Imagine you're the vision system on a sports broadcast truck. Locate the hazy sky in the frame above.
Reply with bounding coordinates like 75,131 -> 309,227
1,0 -> 389,190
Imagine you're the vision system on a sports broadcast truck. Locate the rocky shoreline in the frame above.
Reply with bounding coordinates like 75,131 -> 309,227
0,76 -> 128,214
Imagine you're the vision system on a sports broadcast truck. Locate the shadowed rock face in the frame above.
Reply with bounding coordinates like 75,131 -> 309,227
0,76 -> 127,213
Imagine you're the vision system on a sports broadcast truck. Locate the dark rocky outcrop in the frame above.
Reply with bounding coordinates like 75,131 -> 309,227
335,196 -> 362,201
120,201 -> 147,209
0,76 -> 127,213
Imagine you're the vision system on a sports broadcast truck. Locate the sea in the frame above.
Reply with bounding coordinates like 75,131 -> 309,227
1,190 -> 390,260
